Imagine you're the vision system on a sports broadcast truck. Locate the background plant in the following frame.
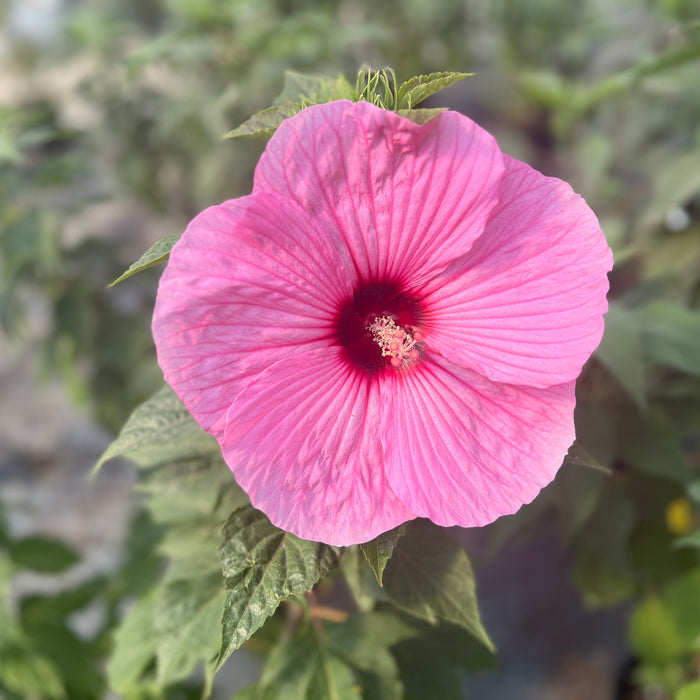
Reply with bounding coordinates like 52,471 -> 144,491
1,0 -> 700,698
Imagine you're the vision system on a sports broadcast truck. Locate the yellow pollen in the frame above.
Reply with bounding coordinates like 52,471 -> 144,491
367,316 -> 421,367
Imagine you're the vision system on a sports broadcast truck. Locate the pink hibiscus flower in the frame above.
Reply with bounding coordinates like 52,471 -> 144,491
152,100 -> 613,546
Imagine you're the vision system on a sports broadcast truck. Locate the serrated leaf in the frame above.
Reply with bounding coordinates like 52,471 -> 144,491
275,70 -> 355,106
109,233 -> 181,286
95,384 -> 218,471
382,521 -> 493,651
395,108 -> 445,124
106,593 -> 159,693
360,525 -> 405,586
217,506 -> 338,667
155,572 -> 227,686
224,104 -> 303,139
8,536 -> 80,574
396,72 -> 470,109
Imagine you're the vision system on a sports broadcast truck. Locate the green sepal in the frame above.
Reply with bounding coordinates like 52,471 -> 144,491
109,232 -> 181,286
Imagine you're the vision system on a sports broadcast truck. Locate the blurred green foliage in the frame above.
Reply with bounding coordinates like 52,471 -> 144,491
2,0 -> 700,697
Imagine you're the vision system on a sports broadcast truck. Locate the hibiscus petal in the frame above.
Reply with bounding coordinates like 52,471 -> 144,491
222,348 -> 415,545
153,191 -> 354,440
380,354 -> 576,527
254,100 -> 505,286
422,156 -> 613,388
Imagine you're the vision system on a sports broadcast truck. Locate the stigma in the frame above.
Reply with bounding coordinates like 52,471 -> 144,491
367,316 -> 423,368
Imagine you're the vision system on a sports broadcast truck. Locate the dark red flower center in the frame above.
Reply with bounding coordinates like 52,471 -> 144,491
335,280 -> 425,373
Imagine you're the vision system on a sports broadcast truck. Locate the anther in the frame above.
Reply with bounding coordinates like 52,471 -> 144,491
367,316 -> 422,368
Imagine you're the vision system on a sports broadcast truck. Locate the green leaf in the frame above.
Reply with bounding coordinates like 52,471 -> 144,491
139,453 -> 246,525
574,549 -> 635,607
664,568 -> 700,647
640,302 -> 700,377
16,617 -> 103,700
390,621 -> 495,700
107,593 -> 160,692
217,506 -> 338,667
339,547 -> 376,613
109,233 -> 181,286
396,72 -> 471,109
227,71 -> 357,140
360,525 -> 405,586
674,527 -> 700,550
594,303 -> 646,407
617,414 -> 689,483
155,572 -> 227,687
8,536 -> 80,574
551,462 -> 608,540
688,480 -> 700,504
0,644 -> 67,700
224,103 -> 304,139
306,655 -> 361,700
260,625 -> 361,700
382,521 -> 493,651
572,487 -> 637,606
677,679 -> 700,700
630,597 -> 685,665
392,647 -> 462,700
325,612 -> 415,700
275,70 -> 355,105
95,384 -> 218,471
395,108 -> 446,124
638,145 -> 700,233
